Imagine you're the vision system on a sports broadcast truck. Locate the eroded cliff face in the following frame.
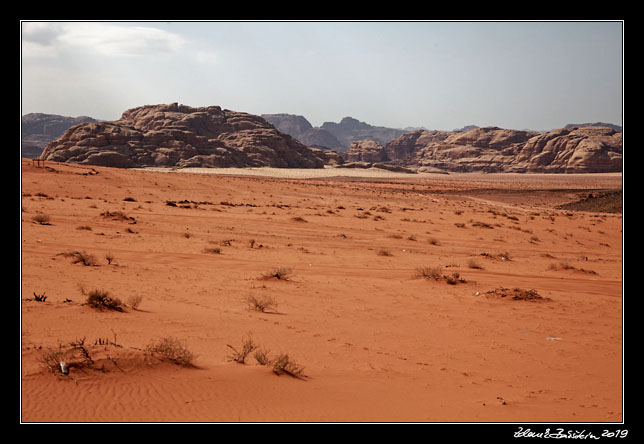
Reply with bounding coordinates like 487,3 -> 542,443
382,126 -> 622,173
40,103 -> 326,169
346,140 -> 388,163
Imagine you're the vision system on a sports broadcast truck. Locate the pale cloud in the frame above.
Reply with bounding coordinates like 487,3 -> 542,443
21,22 -> 187,58
58,23 -> 187,57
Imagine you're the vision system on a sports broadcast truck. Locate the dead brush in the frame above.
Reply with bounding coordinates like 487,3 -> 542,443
272,353 -> 306,379
32,291 -> 47,302
254,348 -> 272,366
146,336 -> 197,367
60,250 -> 98,266
414,266 -> 466,284
31,213 -> 51,225
259,267 -> 293,281
82,288 -> 124,311
227,334 -> 258,364
414,266 -> 443,281
247,294 -> 278,313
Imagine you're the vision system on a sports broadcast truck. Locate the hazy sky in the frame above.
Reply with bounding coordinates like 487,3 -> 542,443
21,21 -> 623,131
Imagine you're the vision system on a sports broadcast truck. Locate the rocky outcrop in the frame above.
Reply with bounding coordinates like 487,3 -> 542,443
346,140 -> 388,163
320,117 -> 408,152
564,122 -> 622,132
261,114 -> 313,139
516,126 -> 622,173
383,126 -> 622,173
22,113 -> 98,158
299,128 -> 344,151
40,104 -> 327,168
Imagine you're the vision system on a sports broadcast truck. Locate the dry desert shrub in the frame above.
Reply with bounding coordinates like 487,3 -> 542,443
127,294 -> 143,310
471,221 -> 494,229
254,348 -> 272,366
227,334 -> 259,364
100,210 -> 134,221
62,250 -> 98,266
83,288 -> 124,311
32,213 -> 51,225
259,267 -> 293,281
377,249 -> 393,257
467,259 -> 484,269
291,216 -> 307,223
484,287 -> 550,302
104,252 -> 115,265
272,353 -> 305,378
547,262 -> 597,275
39,338 -> 97,375
146,336 -> 197,367
414,266 -> 466,285
247,295 -> 278,313
414,266 -> 443,281
32,291 -> 47,302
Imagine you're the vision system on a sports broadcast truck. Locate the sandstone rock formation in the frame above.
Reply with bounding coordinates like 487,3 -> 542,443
261,113 -> 345,151
41,104 -> 327,169
22,113 -> 98,158
262,113 -> 409,152
383,126 -> 622,173
346,140 -> 388,163
320,117 -> 408,151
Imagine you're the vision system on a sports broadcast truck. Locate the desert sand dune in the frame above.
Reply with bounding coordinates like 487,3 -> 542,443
21,159 -> 622,423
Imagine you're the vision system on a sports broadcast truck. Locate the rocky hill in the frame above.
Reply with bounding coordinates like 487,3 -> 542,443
261,114 -> 344,151
40,104 -> 328,168
380,125 -> 622,173
320,117 -> 408,152
22,113 -> 98,158
262,113 -> 408,152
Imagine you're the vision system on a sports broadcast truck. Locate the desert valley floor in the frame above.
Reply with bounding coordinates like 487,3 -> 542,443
20,159 -> 623,423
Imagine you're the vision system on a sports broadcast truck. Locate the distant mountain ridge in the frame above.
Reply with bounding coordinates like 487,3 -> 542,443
22,113 -> 99,158
261,114 -> 407,152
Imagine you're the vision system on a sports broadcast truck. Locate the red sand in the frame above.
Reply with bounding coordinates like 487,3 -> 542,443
21,160 -> 623,423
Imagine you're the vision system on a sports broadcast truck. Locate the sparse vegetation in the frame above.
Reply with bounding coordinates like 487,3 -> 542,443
146,336 -> 197,367
247,294 -> 278,313
64,250 -> 98,266
414,266 -> 443,280
547,262 -> 597,275
414,266 -> 466,284
101,210 -> 135,221
227,334 -> 259,364
32,213 -> 51,225
127,295 -> 143,310
484,287 -> 549,302
32,291 -> 47,302
471,221 -> 494,229
105,252 -> 115,265
254,348 -> 272,366
467,259 -> 484,269
272,353 -> 306,378
259,267 -> 293,281
377,249 -> 393,257
291,216 -> 307,223
83,288 -> 124,311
